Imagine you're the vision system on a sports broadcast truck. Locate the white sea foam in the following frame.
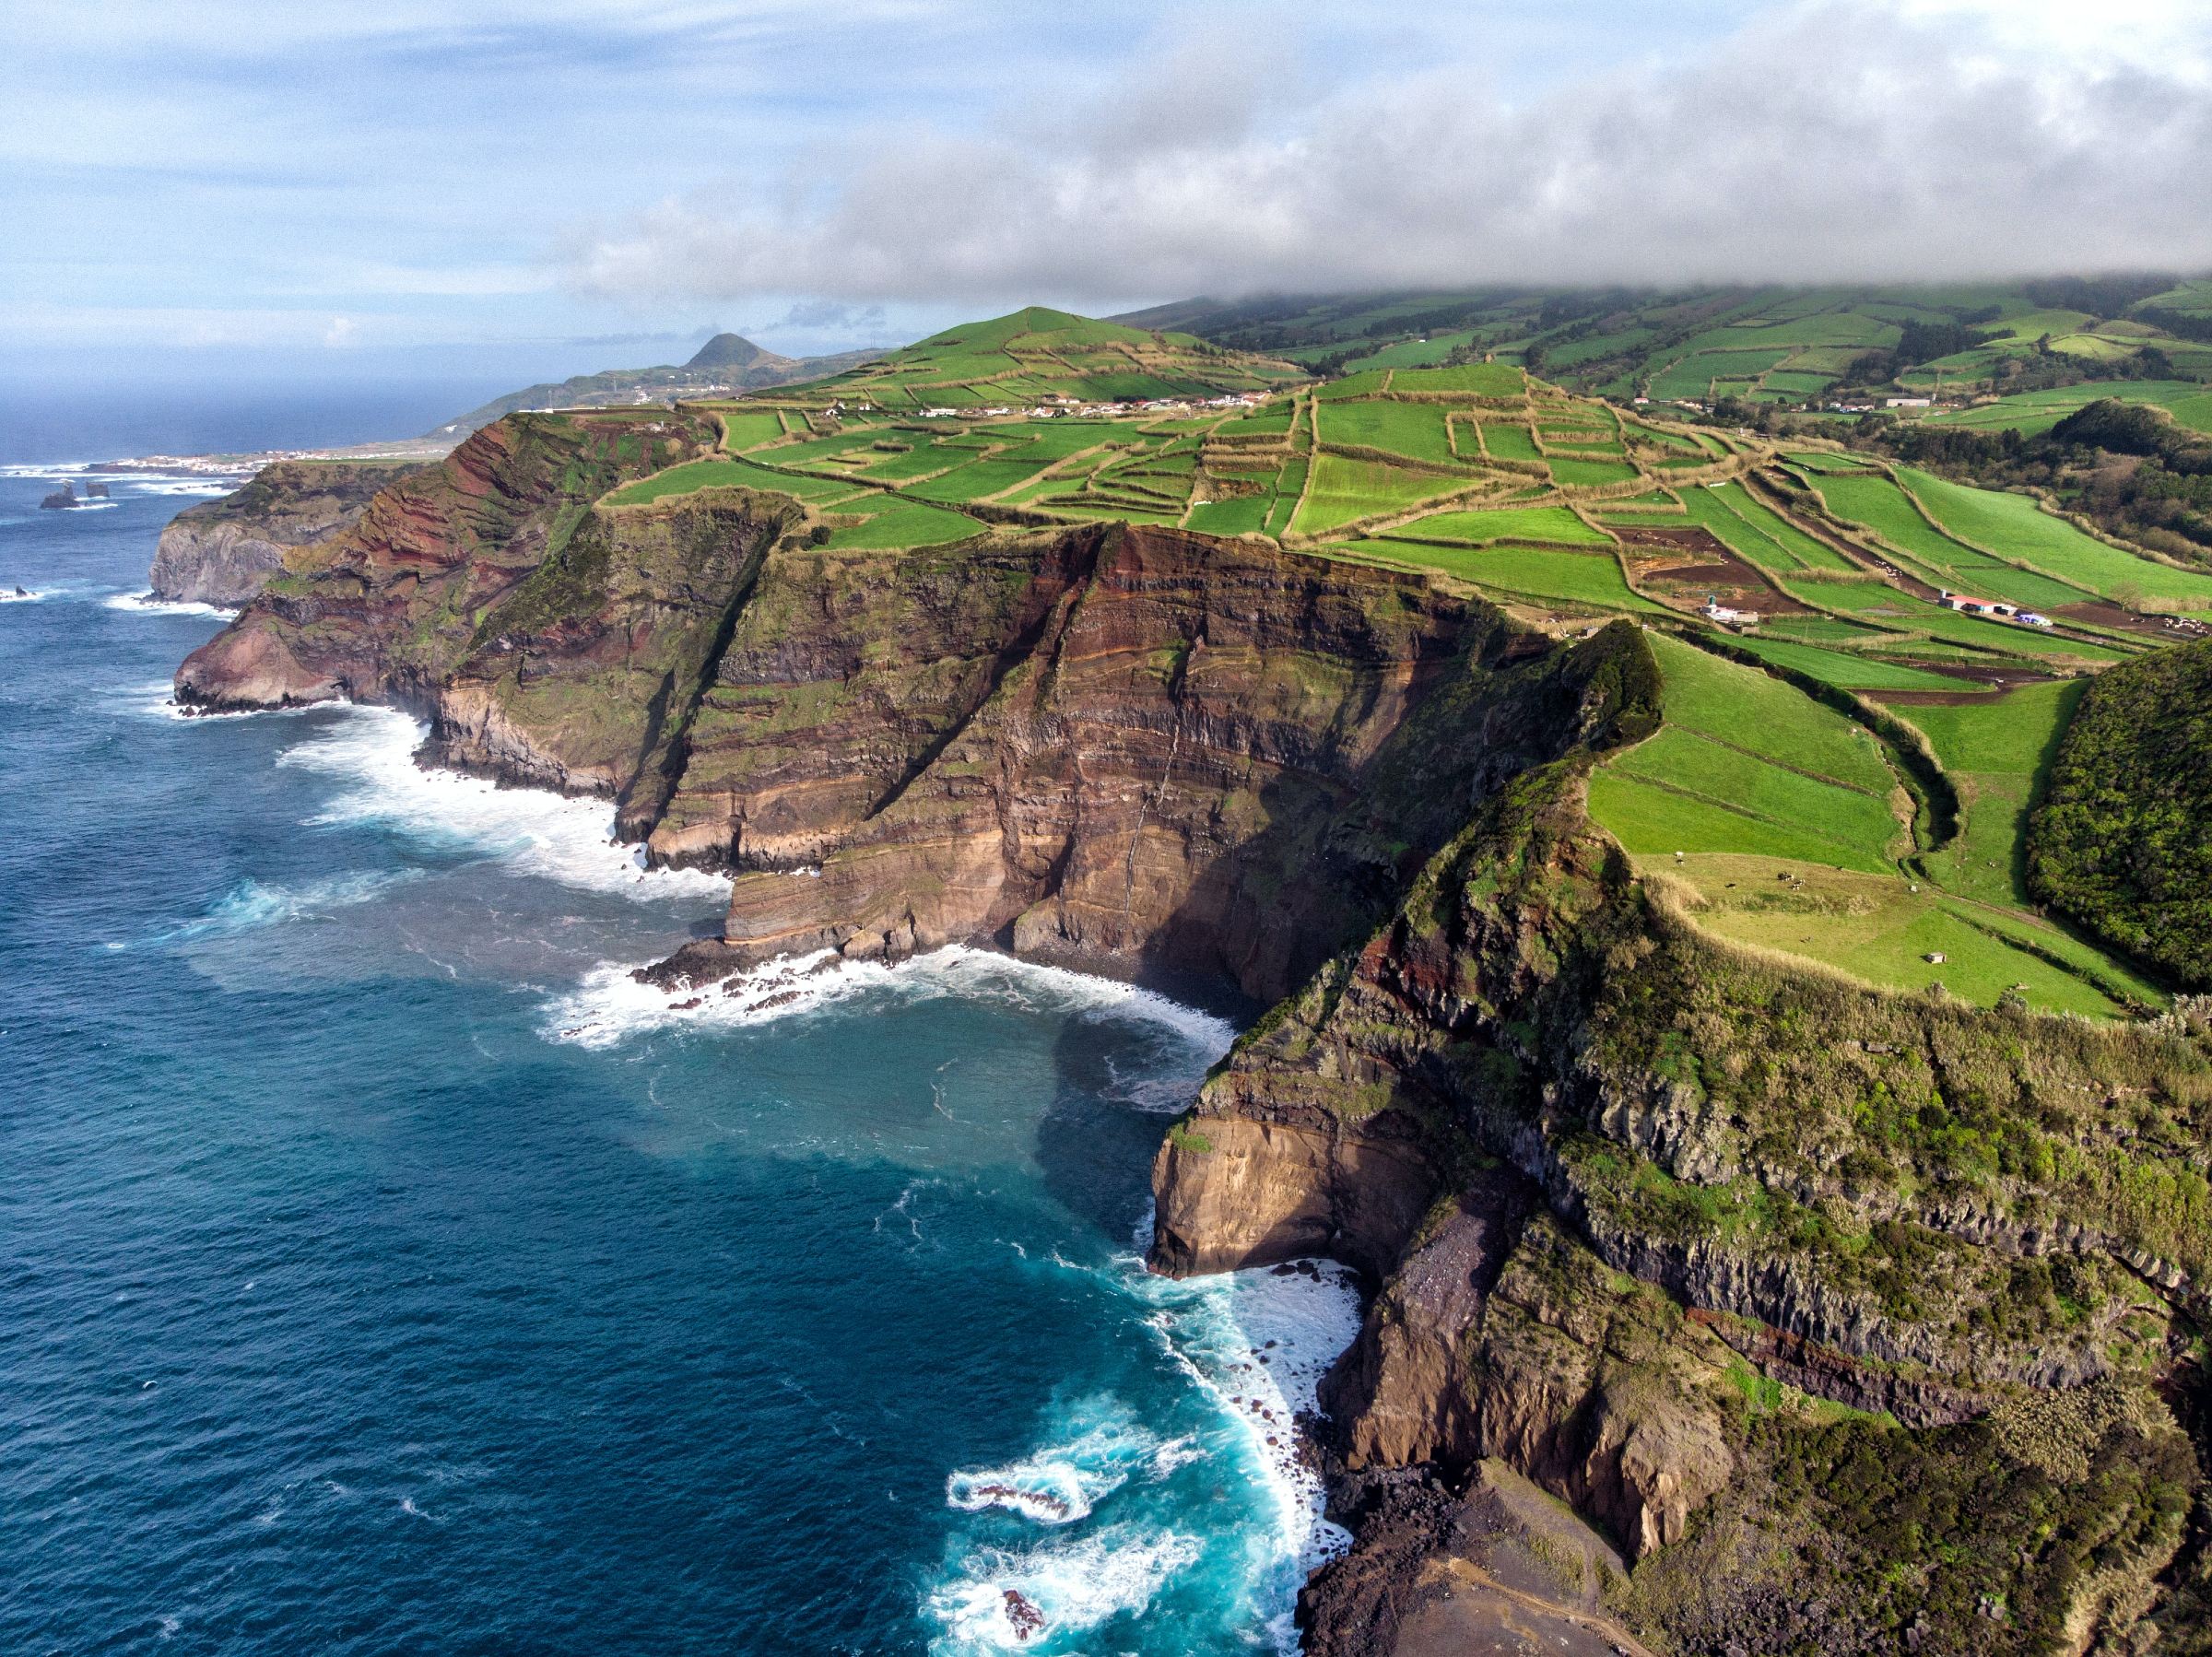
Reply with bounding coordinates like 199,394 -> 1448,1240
944,1399 -> 1173,1528
274,703 -> 730,903
0,586 -> 51,604
126,478 -> 238,497
154,870 -> 423,945
103,591 -> 236,618
930,1246 -> 1362,1654
925,1524 -> 1204,1652
0,462 -> 97,478
541,943 -> 1238,1056
1124,1252 -> 1365,1652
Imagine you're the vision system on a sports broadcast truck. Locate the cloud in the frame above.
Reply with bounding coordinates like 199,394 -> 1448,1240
775,299 -> 887,330
564,0 -> 2212,308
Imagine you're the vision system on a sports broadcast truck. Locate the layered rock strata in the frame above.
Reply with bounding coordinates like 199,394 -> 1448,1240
171,411 -> 2210,1653
149,459 -> 429,606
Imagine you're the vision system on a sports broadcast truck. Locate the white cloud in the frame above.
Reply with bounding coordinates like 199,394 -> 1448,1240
564,0 -> 2212,308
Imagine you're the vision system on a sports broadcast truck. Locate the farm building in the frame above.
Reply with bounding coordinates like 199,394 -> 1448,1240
1701,596 -> 1760,627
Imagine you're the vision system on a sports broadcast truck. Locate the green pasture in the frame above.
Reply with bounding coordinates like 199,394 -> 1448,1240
1901,468 -> 2212,610
1348,542 -> 1655,611
820,499 -> 982,551
1382,504 -> 1611,547
1480,421 -> 1543,462
1319,399 -> 1461,466
1548,457 -> 1641,488
1290,454 -> 1466,535
1679,483 -> 1854,575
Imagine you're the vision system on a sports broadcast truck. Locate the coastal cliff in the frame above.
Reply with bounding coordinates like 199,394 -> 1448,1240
1155,756 -> 2209,1652
172,408 -> 2211,1654
149,459 -> 429,605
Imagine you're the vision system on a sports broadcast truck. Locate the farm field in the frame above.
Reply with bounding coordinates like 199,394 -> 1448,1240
1900,468 -> 2212,609
1381,504 -> 1610,546
588,303 -> 2197,1013
1349,542 -> 1658,612
1587,637 -> 2148,1010
1806,472 -> 2086,611
1678,482 -> 1855,574
1924,381 -> 2212,436
1290,454 -> 1467,535
1892,680 -> 2084,910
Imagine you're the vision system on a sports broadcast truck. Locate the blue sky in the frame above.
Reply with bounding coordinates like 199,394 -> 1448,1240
4,0 -> 2208,394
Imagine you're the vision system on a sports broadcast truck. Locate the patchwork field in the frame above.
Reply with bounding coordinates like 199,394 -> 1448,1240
588,303 -> 2202,1015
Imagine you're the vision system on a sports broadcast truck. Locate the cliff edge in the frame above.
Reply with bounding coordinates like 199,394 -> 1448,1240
150,459 -> 429,606
171,407 -> 2212,1654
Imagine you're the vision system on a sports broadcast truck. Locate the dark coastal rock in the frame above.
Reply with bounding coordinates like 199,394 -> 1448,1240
166,403 -> 2212,1651
150,457 -> 431,606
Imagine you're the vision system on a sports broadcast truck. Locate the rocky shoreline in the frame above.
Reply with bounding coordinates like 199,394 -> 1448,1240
150,457 -> 429,607
164,409 -> 2212,1653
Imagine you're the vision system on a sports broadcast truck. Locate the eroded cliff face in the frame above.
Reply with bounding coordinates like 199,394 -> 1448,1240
651,524 -> 1650,1005
176,412 -> 719,711
1152,751 -> 2210,1651
169,418 -> 2209,1652
149,459 -> 429,606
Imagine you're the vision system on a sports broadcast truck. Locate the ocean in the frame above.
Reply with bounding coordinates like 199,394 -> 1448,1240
0,453 -> 1359,1653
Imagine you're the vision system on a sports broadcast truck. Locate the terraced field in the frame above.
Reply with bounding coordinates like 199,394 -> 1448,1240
591,304 -> 2212,1017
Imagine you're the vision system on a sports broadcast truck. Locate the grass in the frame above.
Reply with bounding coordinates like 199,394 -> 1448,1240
721,411 -> 787,451
1345,542 -> 1658,611
1318,399 -> 1462,465
1184,493 -> 1275,536
1900,468 -> 2212,611
1666,857 -> 2127,1017
1479,421 -> 1544,463
1679,484 -> 1855,575
1721,635 -> 1978,692
1388,361 -> 1525,396
819,499 -> 982,550
603,455 -> 856,506
1782,577 -> 2124,664
1549,457 -> 1641,488
905,457 -> 1060,503
1290,454 -> 1466,535
1590,770 -> 1895,872
1381,505 -> 1612,546
1316,370 -> 1392,401
1646,633 -> 1897,793
1809,473 -> 2087,612
1606,727 -> 1903,870
1898,681 -> 2084,909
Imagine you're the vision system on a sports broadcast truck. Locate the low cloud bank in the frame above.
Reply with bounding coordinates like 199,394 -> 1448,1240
566,1 -> 2212,307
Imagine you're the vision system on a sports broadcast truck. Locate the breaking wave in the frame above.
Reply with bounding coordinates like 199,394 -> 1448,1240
274,704 -> 729,903
540,944 -> 1237,1057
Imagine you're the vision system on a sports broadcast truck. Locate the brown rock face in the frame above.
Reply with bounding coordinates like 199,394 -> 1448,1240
176,411 -> 719,713
149,459 -> 429,607
650,522 -> 1578,1005
1147,1115 -> 1439,1281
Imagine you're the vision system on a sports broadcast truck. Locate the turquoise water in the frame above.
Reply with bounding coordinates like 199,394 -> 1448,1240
0,464 -> 1359,1653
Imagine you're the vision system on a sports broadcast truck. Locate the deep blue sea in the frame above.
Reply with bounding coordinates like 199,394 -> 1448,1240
0,454 -> 1358,1654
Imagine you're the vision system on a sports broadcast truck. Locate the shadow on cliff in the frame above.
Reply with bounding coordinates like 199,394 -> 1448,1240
1024,617 -> 1659,1249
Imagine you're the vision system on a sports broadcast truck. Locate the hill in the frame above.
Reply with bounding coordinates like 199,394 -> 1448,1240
760,305 -> 1305,412
171,306 -> 2212,1650
427,335 -> 884,438
2029,634 -> 2212,986
1125,280 -> 2212,425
